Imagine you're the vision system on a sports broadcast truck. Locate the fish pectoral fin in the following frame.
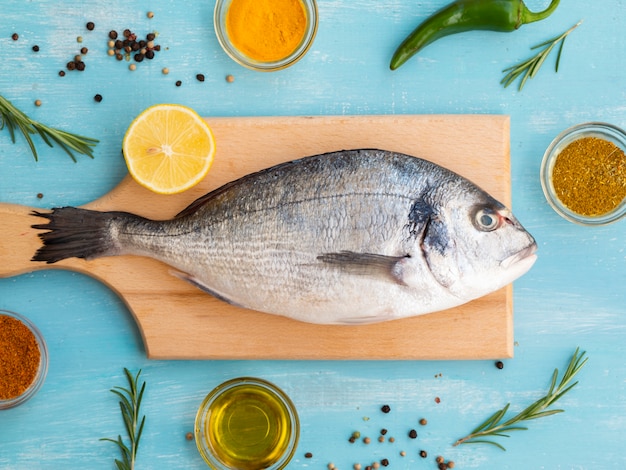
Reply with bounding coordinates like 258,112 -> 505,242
317,251 -> 410,286
169,270 -> 245,308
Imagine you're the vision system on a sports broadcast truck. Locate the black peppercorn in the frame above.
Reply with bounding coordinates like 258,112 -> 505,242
80,47 -> 88,55
381,459 -> 389,467
381,405 -> 391,413
66,61 -> 76,71
495,361 -> 504,369
419,450 -> 428,458
94,94 -> 103,102
196,74 -> 205,82
408,429 -> 417,439
147,32 -> 156,41
11,33 -> 19,40
175,80 -> 182,87
304,452 -> 313,458
109,30 -> 118,39
32,45 -> 40,52
58,70 -> 65,77
75,61 -> 85,71
380,428 -> 387,435
86,22 -> 95,31
145,50 -> 155,59
134,53 -> 144,62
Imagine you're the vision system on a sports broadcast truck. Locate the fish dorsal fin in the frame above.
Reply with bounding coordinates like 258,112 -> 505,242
317,251 -> 411,286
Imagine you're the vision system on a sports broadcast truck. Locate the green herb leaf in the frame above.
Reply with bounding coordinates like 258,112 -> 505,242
501,21 -> 582,91
101,369 -> 146,470
453,348 -> 587,451
0,93 -> 98,161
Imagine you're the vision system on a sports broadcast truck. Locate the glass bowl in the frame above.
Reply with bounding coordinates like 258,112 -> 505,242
540,122 -> 626,226
195,377 -> 299,470
214,0 -> 318,71
0,310 -> 48,410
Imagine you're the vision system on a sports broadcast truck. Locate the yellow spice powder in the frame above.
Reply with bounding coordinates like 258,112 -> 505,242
226,0 -> 307,63
552,136 -> 626,216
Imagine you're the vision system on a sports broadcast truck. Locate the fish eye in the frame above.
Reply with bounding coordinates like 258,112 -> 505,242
474,208 -> 500,232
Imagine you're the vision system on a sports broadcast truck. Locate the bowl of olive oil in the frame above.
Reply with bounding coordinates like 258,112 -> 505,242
195,377 -> 299,469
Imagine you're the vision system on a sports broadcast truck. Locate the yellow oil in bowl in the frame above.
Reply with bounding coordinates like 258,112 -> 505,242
195,378 -> 299,469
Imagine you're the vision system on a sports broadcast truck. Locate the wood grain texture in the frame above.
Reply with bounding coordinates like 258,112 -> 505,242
1,114 -> 512,360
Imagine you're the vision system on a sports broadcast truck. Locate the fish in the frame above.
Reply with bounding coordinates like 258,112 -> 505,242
31,149 -> 537,325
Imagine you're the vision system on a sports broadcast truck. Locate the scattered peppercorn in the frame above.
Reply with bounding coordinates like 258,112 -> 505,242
129,64 -> 136,71
388,436 -> 395,443
175,80 -> 182,87
378,436 -> 385,443
58,70 -> 65,77
80,47 -> 88,55
419,450 -> 428,458
75,61 -> 85,71
380,428 -> 387,435
147,11 -> 155,18
76,36 -> 83,43
304,452 -> 313,458
328,463 -> 336,470
380,459 -> 389,467
363,437 -> 371,444
11,33 -> 19,41
94,94 -> 103,103
408,429 -> 417,439
400,450 -> 406,457
438,463 -> 448,470
372,462 -> 380,469
86,22 -> 95,31
419,418 -> 428,425
196,73 -> 205,82
32,45 -> 40,52
436,456 -> 445,464
34,100 -> 42,107
448,461 -> 455,469
226,74 -> 235,83
435,397 -> 441,404
354,464 -> 361,470
36,193 -> 44,199
381,405 -> 391,413
162,67 -> 169,75
496,360 -> 504,369
185,432 -> 193,440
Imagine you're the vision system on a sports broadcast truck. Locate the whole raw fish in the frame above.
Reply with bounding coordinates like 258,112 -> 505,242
32,149 -> 537,324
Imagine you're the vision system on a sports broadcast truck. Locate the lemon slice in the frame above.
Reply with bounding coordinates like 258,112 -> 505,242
122,104 -> 216,194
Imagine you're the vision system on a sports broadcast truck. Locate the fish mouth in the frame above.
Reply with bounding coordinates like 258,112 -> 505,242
500,243 -> 538,270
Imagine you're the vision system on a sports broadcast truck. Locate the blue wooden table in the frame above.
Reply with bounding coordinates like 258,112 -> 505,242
1,1 -> 624,469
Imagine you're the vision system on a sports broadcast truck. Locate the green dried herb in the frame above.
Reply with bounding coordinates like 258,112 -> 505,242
501,21 -> 582,91
0,93 -> 98,161
453,348 -> 587,451
101,368 -> 146,470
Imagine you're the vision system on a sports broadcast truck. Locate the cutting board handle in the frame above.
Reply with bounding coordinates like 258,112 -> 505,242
1,203 -> 46,278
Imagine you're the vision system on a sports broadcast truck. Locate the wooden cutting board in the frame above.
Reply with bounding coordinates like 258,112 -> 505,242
0,114 -> 512,360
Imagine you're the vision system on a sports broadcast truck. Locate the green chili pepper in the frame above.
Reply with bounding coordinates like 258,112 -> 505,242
390,0 -> 560,70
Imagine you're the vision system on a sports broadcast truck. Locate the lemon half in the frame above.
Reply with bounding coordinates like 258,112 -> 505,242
122,104 -> 216,194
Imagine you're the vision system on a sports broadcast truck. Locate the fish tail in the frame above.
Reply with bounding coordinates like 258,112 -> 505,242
31,207 -> 119,264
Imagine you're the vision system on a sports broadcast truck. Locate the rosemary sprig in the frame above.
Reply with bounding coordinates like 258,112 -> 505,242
101,368 -> 146,470
453,347 -> 587,451
501,21 -> 582,91
0,93 -> 98,161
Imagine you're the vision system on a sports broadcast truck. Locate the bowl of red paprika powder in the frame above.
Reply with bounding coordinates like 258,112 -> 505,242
540,122 -> 626,226
0,310 -> 48,409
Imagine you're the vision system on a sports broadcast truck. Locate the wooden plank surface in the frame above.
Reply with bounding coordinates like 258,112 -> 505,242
0,114 -> 511,360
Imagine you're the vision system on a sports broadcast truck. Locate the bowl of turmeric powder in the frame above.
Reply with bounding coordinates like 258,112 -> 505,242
0,310 -> 48,409
541,122 -> 626,226
214,0 -> 318,71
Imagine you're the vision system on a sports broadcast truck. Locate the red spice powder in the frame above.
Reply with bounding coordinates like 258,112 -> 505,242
0,315 -> 41,400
